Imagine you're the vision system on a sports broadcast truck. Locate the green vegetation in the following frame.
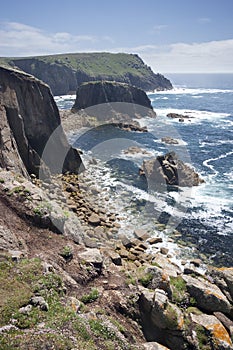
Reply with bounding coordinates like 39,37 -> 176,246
80,288 -> 99,304
170,276 -> 187,302
0,257 -> 133,349
195,325 -> 211,350
7,185 -> 31,197
11,52 -> 152,79
139,272 -> 153,287
33,201 -> 52,217
89,319 -> 116,340
59,245 -> 73,260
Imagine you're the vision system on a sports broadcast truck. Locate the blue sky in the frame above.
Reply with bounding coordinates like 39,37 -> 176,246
1,0 -> 233,73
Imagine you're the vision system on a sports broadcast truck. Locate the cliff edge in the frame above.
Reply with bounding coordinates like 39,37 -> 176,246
0,66 -> 83,177
1,52 -> 173,95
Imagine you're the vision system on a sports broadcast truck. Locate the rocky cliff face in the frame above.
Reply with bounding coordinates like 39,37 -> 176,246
71,80 -> 156,122
4,52 -> 173,95
0,66 -> 83,177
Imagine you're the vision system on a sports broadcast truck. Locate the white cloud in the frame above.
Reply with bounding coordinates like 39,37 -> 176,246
116,39 -> 233,73
1,21 -> 233,73
0,21 -> 110,56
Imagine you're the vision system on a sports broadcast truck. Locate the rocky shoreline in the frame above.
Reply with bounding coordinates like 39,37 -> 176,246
0,64 -> 232,349
0,163 -> 233,349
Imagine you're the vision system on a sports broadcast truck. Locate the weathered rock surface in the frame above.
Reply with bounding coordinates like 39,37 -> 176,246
71,80 -> 156,122
190,313 -> 233,350
5,52 -> 173,95
183,274 -> 231,314
141,151 -> 204,187
0,66 -> 83,177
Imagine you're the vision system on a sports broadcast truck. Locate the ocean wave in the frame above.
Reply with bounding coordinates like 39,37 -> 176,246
155,108 -> 230,123
149,87 -> 233,95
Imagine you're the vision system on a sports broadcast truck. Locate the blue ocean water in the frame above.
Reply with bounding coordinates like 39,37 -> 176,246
55,74 -> 233,266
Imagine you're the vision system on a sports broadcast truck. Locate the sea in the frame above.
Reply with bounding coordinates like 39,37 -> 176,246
55,73 -> 233,267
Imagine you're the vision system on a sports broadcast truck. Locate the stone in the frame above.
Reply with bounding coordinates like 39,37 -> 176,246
183,275 -> 231,314
30,296 -> 49,311
140,288 -> 184,331
160,247 -> 169,255
78,248 -> 103,268
213,312 -> 233,335
88,213 -> 101,226
147,237 -> 163,245
190,313 -> 233,350
134,229 -> 150,241
107,251 -> 122,266
19,304 -> 32,315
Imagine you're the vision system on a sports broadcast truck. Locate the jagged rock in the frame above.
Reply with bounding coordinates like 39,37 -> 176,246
71,80 -> 156,122
211,267 -> 233,301
0,66 -> 83,177
183,275 -> 231,314
144,266 -> 171,296
8,53 -> 173,95
141,151 -> 204,187
140,288 -> 184,331
190,313 -> 233,350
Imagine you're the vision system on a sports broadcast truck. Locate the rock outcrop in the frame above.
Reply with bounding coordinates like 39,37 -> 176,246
3,52 -> 173,95
0,66 -> 83,177
141,152 -> 204,187
71,80 -> 156,123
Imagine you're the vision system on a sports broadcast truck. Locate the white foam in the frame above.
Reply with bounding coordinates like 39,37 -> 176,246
156,108 -> 230,124
149,87 -> 233,95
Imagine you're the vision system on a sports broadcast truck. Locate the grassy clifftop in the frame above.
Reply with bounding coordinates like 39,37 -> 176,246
1,52 -> 172,95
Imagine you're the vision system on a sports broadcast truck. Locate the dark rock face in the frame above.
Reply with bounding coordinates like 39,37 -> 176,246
9,53 -> 173,95
71,81 -> 156,122
0,66 -> 83,177
141,152 -> 204,187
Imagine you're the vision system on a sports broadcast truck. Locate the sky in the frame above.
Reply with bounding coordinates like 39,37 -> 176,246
0,0 -> 233,73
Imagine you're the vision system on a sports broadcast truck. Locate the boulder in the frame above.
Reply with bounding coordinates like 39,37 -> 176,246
183,275 -> 231,314
78,248 -> 103,268
190,313 -> 233,350
141,152 -> 204,187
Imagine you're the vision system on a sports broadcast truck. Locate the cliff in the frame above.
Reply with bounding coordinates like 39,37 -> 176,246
0,66 -> 83,177
71,80 -> 156,123
1,52 -> 173,95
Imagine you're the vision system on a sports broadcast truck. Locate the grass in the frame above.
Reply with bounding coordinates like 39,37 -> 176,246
138,272 -> 153,287
80,288 -> 99,304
